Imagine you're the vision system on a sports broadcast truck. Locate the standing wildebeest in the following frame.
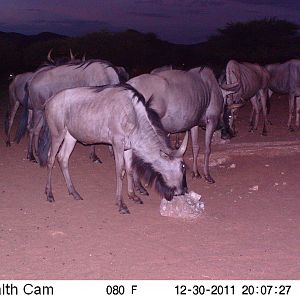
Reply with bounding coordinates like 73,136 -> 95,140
37,84 -> 188,214
266,59 -> 300,131
221,60 -> 270,136
5,49 -> 71,147
16,59 -> 128,162
5,71 -> 34,147
128,67 -> 238,185
7,49 -> 81,148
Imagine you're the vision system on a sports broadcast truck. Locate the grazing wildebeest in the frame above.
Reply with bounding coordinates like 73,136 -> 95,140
266,59 -> 300,131
221,60 -> 270,136
128,67 -> 238,186
16,59 -> 128,162
37,84 -> 188,214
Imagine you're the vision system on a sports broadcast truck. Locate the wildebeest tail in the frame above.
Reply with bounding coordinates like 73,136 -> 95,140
37,117 -> 51,167
15,83 -> 29,143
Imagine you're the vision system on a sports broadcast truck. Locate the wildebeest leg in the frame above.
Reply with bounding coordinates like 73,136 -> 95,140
133,170 -> 149,195
89,145 -> 102,163
296,96 -> 300,127
45,130 -> 66,203
249,96 -> 259,132
203,116 -> 217,184
57,131 -> 83,200
113,143 -> 130,214
108,145 -> 115,158
260,90 -> 268,136
124,149 -> 143,204
288,93 -> 295,131
248,103 -> 255,129
6,101 -> 20,147
175,133 -> 180,149
27,114 -> 35,162
190,126 -> 201,178
33,112 -> 44,163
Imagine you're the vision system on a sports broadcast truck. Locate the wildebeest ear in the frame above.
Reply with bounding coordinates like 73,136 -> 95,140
160,150 -> 170,160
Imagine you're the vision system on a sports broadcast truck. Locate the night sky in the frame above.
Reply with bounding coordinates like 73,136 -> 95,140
0,0 -> 299,44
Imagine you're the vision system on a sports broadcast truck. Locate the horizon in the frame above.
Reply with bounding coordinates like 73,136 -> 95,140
0,1 -> 300,45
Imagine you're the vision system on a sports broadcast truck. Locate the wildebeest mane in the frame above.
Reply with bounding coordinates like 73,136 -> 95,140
132,153 -> 175,201
90,83 -> 171,147
145,96 -> 171,148
74,59 -> 127,83
89,83 -> 143,97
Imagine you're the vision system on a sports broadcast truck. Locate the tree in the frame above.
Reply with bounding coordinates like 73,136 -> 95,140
205,18 -> 300,66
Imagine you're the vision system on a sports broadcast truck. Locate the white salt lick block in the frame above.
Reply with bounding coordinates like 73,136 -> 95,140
160,191 -> 204,219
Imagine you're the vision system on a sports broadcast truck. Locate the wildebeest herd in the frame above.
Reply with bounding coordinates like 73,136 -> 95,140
5,50 -> 300,214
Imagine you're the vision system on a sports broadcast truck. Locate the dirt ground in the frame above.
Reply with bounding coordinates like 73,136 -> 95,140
0,91 -> 299,280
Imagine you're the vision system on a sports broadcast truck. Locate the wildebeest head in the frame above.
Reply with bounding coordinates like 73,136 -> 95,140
133,132 -> 189,201
157,132 -> 189,200
219,74 -> 244,138
221,104 -> 238,139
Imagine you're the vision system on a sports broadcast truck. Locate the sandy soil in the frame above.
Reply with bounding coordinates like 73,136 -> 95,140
0,92 -> 299,280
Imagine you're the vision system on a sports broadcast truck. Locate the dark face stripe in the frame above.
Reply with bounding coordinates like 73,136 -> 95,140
132,153 -> 175,200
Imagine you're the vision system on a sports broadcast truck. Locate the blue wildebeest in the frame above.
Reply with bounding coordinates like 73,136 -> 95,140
37,84 -> 188,214
16,59 -> 128,162
128,67 -> 238,187
5,71 -> 34,147
266,59 -> 300,131
221,60 -> 270,136
6,49 -> 80,147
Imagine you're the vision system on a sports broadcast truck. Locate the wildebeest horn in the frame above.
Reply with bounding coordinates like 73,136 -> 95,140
175,131 -> 189,157
228,103 -> 245,109
47,49 -> 54,63
69,48 -> 75,60
221,81 -> 240,92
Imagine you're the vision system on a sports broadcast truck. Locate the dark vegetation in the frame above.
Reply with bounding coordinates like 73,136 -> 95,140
0,18 -> 299,80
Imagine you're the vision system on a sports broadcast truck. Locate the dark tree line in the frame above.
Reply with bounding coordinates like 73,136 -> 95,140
0,18 -> 300,79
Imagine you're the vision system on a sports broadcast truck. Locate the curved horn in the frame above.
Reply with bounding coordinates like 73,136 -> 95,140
47,49 -> 54,63
69,48 -> 75,60
228,103 -> 245,109
175,131 -> 189,157
221,81 -> 240,92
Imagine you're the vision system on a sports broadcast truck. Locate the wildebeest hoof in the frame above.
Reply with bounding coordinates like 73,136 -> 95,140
261,130 -> 267,136
129,194 -> 143,204
204,175 -> 215,184
119,204 -> 130,214
93,158 -> 102,164
288,126 -> 295,132
137,186 -> 149,196
6,141 -> 11,147
47,194 -> 55,203
192,171 -> 201,179
90,153 -> 102,164
71,191 -> 83,200
27,153 -> 38,163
